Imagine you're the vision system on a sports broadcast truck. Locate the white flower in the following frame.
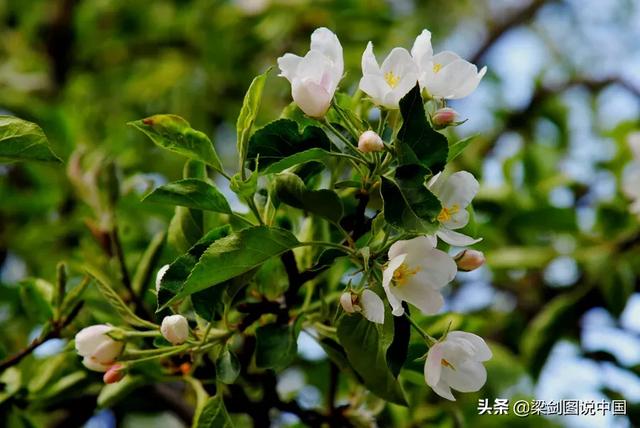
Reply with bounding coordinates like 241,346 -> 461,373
340,289 -> 385,324
161,315 -> 189,345
411,29 -> 486,100
358,130 -> 384,153
359,42 -> 419,109
623,132 -> 640,216
427,171 -> 481,247
277,27 -> 343,118
75,324 -> 124,372
155,264 -> 170,293
424,331 -> 492,401
382,236 -> 456,316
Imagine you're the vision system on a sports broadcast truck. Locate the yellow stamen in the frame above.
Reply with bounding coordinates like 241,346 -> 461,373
392,263 -> 420,286
437,204 -> 460,223
441,358 -> 455,370
433,63 -> 442,73
384,71 -> 400,88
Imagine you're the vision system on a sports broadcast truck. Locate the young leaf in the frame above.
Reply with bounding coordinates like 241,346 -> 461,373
337,313 -> 407,405
19,279 -> 53,323
128,114 -> 224,173
97,376 -> 145,409
158,225 -> 232,309
216,347 -> 241,384
194,395 -> 234,428
237,69 -> 269,173
161,226 -> 299,308
0,116 -> 61,163
167,206 -> 203,254
143,179 -> 231,214
85,267 -> 157,329
262,148 -> 332,175
273,173 -> 344,223
246,119 -> 331,172
447,135 -> 475,162
396,85 -> 448,172
380,165 -> 441,234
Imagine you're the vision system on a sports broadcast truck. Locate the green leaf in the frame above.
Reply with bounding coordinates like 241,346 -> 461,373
273,173 -> 343,223
162,226 -> 299,308
397,85 -> 448,172
144,179 -> 231,214
255,321 -> 300,370
447,135 -> 475,162
129,114 -> 224,173
158,225 -> 232,309
216,346 -> 240,384
86,267 -> 157,329
262,148 -> 332,175
337,313 -> 407,405
237,70 -> 269,172
386,310 -> 410,377
194,395 -> 234,428
380,166 -> 441,234
0,116 -> 61,163
19,278 -> 53,323
246,119 -> 331,172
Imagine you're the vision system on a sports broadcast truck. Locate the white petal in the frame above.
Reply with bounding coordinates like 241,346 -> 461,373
360,289 -> 385,324
82,356 -> 111,372
382,254 -> 407,316
444,209 -> 470,230
75,324 -> 112,357
425,343 -> 444,387
292,79 -> 332,118
388,235 -> 436,260
359,74 -> 388,106
410,29 -> 433,69
92,340 -> 123,364
441,360 -> 487,393
441,60 -> 484,99
380,48 -> 417,76
409,248 -> 457,289
309,27 -> 343,76
431,171 -> 479,209
436,228 -> 482,247
447,331 -> 492,361
277,53 -> 303,81
361,42 -> 381,76
392,281 -> 444,315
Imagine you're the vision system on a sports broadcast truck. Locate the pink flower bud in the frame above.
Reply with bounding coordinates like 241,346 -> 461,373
431,108 -> 459,128
103,363 -> 125,384
358,130 -> 384,153
454,249 -> 485,272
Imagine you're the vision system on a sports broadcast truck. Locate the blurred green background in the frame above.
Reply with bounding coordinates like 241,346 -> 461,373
1,0 -> 640,427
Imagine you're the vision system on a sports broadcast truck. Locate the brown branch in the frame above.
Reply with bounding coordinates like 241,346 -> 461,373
0,301 -> 84,372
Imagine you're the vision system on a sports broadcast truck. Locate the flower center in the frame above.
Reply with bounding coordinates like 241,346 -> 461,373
437,204 -> 460,223
433,63 -> 442,73
384,71 -> 400,88
392,263 -> 420,286
441,358 -> 455,370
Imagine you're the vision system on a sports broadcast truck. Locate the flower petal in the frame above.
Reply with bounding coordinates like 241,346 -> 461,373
277,53 -> 303,81
382,254 -> 407,316
361,42 -> 381,76
310,27 -> 343,75
393,281 -> 444,315
360,289 -> 385,324
82,356 -> 111,372
380,47 -> 418,78
447,331 -> 492,361
442,360 -> 487,393
75,324 -> 112,357
409,248 -> 457,289
431,378 -> 456,401
429,171 -> 479,210
292,79 -> 332,118
436,228 -> 482,247
410,29 -> 434,69
425,342 -> 444,387
388,235 -> 436,260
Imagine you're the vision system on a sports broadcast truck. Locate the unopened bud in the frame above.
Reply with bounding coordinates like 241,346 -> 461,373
358,130 -> 384,153
161,314 -> 189,345
431,108 -> 459,128
340,292 -> 360,313
454,249 -> 485,272
103,363 -> 125,384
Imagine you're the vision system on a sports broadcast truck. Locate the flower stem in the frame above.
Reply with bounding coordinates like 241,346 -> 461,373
404,313 -> 437,347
